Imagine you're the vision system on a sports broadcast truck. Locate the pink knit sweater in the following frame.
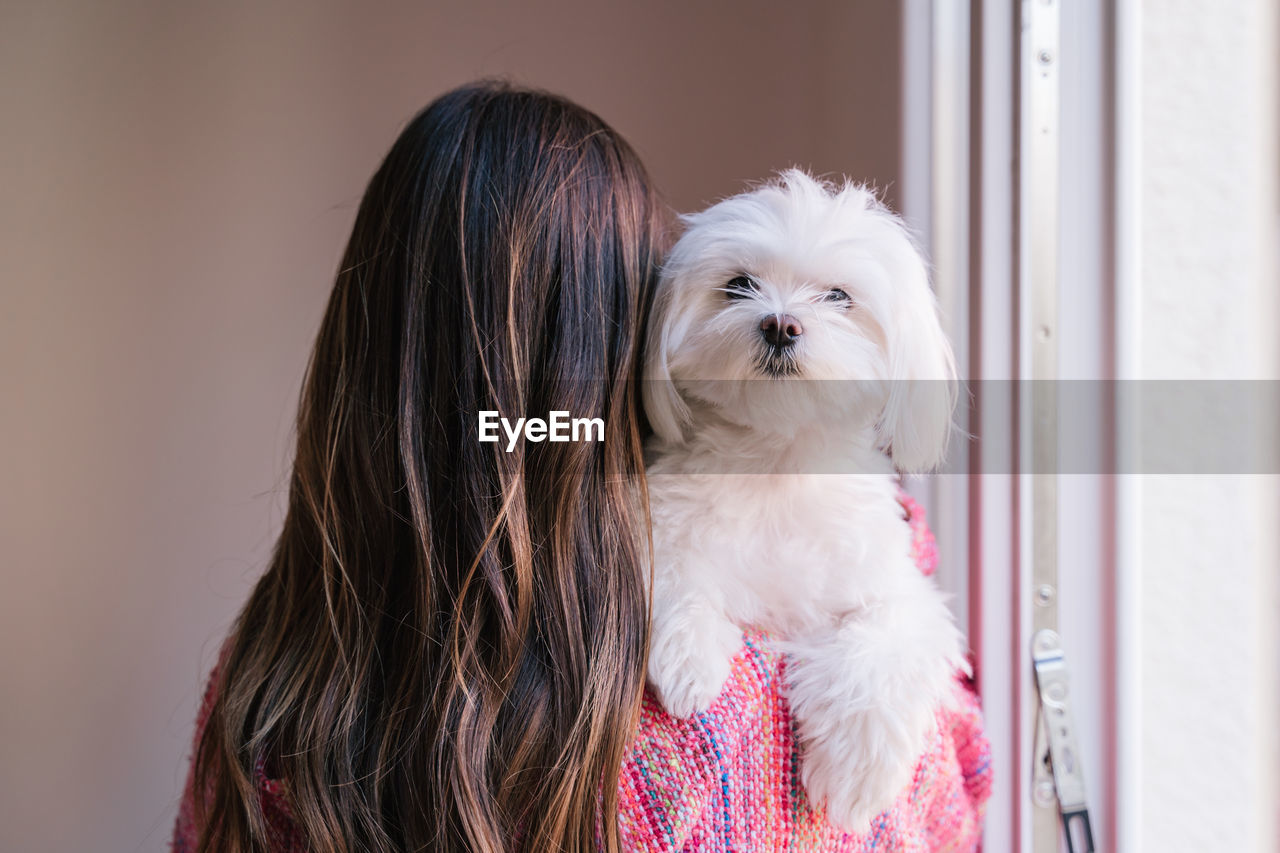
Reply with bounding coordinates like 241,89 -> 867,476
174,495 -> 991,851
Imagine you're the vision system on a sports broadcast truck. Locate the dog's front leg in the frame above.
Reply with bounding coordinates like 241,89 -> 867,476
781,572 -> 966,834
646,584 -> 744,719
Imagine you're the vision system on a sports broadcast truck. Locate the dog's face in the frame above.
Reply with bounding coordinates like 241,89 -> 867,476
644,170 -> 956,472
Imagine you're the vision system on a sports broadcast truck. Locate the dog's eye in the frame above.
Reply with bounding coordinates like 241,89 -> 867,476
825,287 -> 852,304
724,276 -> 758,300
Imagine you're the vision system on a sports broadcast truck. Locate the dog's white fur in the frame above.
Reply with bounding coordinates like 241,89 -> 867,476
643,170 -> 968,834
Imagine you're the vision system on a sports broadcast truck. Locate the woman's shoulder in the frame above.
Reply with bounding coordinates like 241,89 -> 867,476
615,494 -> 990,851
617,630 -> 791,850
618,631 -> 991,852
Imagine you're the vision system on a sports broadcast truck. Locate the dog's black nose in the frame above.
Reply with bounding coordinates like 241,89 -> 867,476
760,314 -> 803,348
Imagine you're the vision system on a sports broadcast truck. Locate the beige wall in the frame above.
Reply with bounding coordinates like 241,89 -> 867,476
0,2 -> 905,850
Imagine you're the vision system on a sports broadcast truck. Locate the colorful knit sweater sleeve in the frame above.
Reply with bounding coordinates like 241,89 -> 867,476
173,494 -> 991,852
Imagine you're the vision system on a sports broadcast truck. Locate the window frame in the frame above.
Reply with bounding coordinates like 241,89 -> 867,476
904,2 -> 1137,850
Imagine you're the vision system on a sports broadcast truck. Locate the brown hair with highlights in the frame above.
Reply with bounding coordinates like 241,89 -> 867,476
192,81 -> 665,852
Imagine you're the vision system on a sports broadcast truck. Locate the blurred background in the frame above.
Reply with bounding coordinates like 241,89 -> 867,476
0,2 -> 1275,852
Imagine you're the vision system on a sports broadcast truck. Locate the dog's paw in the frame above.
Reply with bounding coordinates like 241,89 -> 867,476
647,610 -> 743,718
800,701 -> 933,835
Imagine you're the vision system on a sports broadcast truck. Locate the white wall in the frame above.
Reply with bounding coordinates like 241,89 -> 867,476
1138,2 -> 1279,851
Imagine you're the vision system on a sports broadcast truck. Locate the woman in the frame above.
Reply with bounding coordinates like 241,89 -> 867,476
174,82 -> 990,852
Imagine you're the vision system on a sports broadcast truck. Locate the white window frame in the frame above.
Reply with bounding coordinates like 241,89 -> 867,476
903,2 -> 1139,850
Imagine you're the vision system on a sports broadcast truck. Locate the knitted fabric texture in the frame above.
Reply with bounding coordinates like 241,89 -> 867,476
173,494 -> 992,852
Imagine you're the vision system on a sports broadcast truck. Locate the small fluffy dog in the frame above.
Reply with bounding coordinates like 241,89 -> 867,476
642,170 -> 967,833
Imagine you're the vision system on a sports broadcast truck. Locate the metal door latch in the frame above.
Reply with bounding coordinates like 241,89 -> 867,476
1032,629 -> 1096,852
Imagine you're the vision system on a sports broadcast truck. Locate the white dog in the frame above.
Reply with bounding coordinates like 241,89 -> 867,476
642,170 -> 968,834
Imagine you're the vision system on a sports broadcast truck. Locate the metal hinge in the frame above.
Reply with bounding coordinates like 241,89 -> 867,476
1032,629 -> 1095,852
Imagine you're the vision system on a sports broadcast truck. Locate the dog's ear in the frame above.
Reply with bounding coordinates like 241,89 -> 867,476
642,271 -> 692,445
868,210 -> 958,473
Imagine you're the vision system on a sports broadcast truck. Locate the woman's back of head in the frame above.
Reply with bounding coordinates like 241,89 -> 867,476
193,81 -> 666,853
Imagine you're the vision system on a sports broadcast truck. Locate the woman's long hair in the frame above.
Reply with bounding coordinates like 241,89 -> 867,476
193,82 -> 665,852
